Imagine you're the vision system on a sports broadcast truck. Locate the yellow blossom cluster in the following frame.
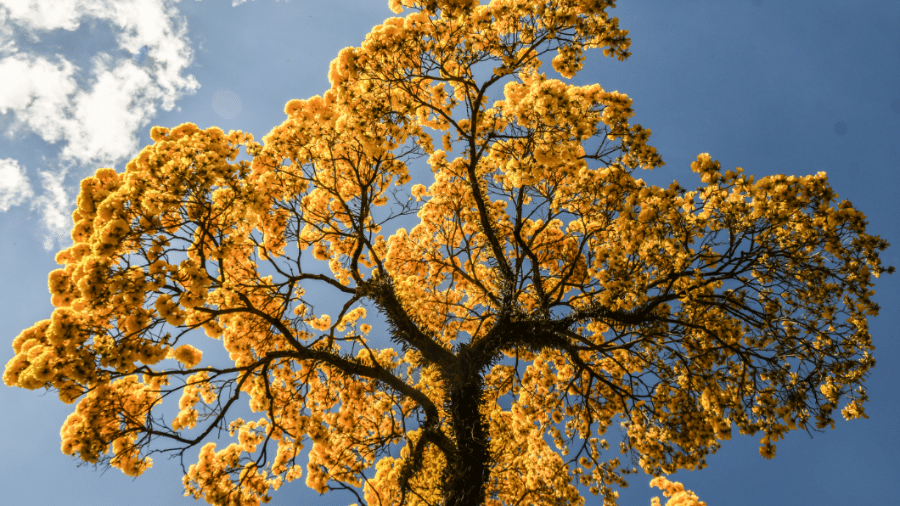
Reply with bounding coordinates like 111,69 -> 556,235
170,344 -> 203,368
184,441 -> 275,506
649,476 -> 706,506
58,377 -> 158,476
172,371 -> 216,431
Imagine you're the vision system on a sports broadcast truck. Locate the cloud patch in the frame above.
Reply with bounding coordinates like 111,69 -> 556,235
0,158 -> 34,212
0,0 -> 201,167
31,168 -> 72,251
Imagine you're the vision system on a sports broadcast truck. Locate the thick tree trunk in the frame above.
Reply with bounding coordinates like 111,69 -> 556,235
443,377 -> 490,506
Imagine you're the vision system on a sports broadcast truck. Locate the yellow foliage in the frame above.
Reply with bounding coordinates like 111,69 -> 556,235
650,476 -> 707,506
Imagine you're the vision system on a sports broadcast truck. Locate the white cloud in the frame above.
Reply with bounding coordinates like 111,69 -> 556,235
30,168 -> 71,251
0,0 -> 201,167
0,0 -> 86,33
0,158 -> 34,211
58,52 -> 173,165
0,7 -> 16,54
0,52 -> 81,142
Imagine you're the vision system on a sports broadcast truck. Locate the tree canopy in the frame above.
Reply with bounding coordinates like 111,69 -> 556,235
4,1 -> 892,505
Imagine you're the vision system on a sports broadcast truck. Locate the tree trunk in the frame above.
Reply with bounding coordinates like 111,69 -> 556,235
443,376 -> 490,506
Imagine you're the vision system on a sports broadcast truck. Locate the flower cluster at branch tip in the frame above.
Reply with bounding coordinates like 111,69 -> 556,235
649,476 -> 706,506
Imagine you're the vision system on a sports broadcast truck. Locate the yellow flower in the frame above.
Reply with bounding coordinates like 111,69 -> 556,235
411,183 -> 428,201
309,315 -> 332,332
170,344 -> 202,368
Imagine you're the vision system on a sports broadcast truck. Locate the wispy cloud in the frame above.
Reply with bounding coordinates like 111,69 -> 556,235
0,158 -> 34,212
31,168 -> 71,251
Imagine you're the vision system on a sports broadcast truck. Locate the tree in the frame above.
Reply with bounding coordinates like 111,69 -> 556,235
4,0 -> 893,505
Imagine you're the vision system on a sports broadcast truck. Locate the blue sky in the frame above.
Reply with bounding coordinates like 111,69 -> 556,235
1,0 -> 898,505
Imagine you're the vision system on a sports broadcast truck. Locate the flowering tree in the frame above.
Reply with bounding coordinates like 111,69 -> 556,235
4,1 -> 892,506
